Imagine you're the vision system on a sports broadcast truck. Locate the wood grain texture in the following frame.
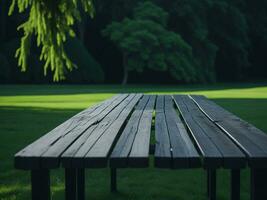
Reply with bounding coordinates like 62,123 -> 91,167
84,94 -> 143,168
15,94 -> 266,171
164,96 -> 200,168
154,95 -> 172,168
191,95 -> 267,168
61,94 -> 142,168
15,94 -> 128,169
173,95 -> 246,169
110,95 -> 151,168
128,95 -> 156,167
154,96 -> 200,168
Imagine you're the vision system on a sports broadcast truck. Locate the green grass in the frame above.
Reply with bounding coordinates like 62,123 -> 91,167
1,83 -> 267,200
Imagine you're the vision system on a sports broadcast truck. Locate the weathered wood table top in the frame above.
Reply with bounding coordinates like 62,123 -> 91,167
15,94 -> 267,170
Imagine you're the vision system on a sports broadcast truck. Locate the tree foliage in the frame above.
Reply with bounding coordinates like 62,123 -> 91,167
9,0 -> 94,81
103,1 -> 198,84
0,36 -> 104,84
208,1 -> 249,80
161,0 -> 217,82
158,0 -> 250,82
2,0 -> 267,83
64,37 -> 105,83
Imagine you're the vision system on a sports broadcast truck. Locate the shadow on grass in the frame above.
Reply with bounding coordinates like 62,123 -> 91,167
2,97 -> 267,199
0,83 -> 267,96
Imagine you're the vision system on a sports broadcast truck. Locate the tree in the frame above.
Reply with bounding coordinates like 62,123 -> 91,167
157,0 -> 218,82
208,1 -> 249,81
242,0 -> 267,78
64,37 -> 105,83
9,0 -> 94,81
0,0 -> 7,42
5,0 -> 267,83
103,1 -> 198,84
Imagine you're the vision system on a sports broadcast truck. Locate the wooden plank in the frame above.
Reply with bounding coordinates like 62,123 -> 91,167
173,95 -> 246,169
61,94 -> 139,168
173,95 -> 222,168
40,94 -> 130,168
83,94 -> 143,168
191,95 -> 267,168
14,94 -> 127,169
154,95 -> 172,168
128,95 -> 156,167
61,124 -> 98,168
16,94 -> 119,168
164,96 -> 200,168
110,95 -> 151,168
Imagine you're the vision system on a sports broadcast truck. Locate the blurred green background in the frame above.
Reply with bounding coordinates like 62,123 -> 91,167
1,0 -> 267,84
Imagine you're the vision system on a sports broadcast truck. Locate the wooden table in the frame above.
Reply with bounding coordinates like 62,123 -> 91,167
14,94 -> 267,200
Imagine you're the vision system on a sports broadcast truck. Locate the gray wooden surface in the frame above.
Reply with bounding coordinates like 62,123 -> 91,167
15,94 -> 267,170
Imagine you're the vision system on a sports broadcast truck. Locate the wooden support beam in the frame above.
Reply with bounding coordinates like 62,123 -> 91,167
208,169 -> 216,200
31,169 -> 50,200
231,169 -> 240,200
77,169 -> 85,200
65,168 -> 77,200
110,168 -> 117,192
207,170 -> 210,197
251,168 -> 267,200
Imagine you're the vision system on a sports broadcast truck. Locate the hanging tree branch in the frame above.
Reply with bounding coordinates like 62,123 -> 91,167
9,0 -> 94,81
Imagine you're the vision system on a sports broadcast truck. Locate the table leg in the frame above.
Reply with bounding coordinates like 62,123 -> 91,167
31,169 -> 50,200
77,169 -> 85,200
251,168 -> 267,200
149,144 -> 155,155
207,170 -> 210,197
208,169 -> 216,200
111,168 -> 117,192
65,168 -> 77,200
231,169 -> 240,200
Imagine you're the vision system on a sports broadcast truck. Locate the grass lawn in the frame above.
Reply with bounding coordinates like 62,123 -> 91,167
1,83 -> 267,200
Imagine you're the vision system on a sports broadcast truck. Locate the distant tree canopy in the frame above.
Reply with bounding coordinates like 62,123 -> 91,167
157,0 -> 249,82
1,0 -> 267,83
103,2 -> 198,84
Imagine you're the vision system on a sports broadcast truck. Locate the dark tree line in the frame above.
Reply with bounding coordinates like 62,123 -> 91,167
0,0 -> 267,84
